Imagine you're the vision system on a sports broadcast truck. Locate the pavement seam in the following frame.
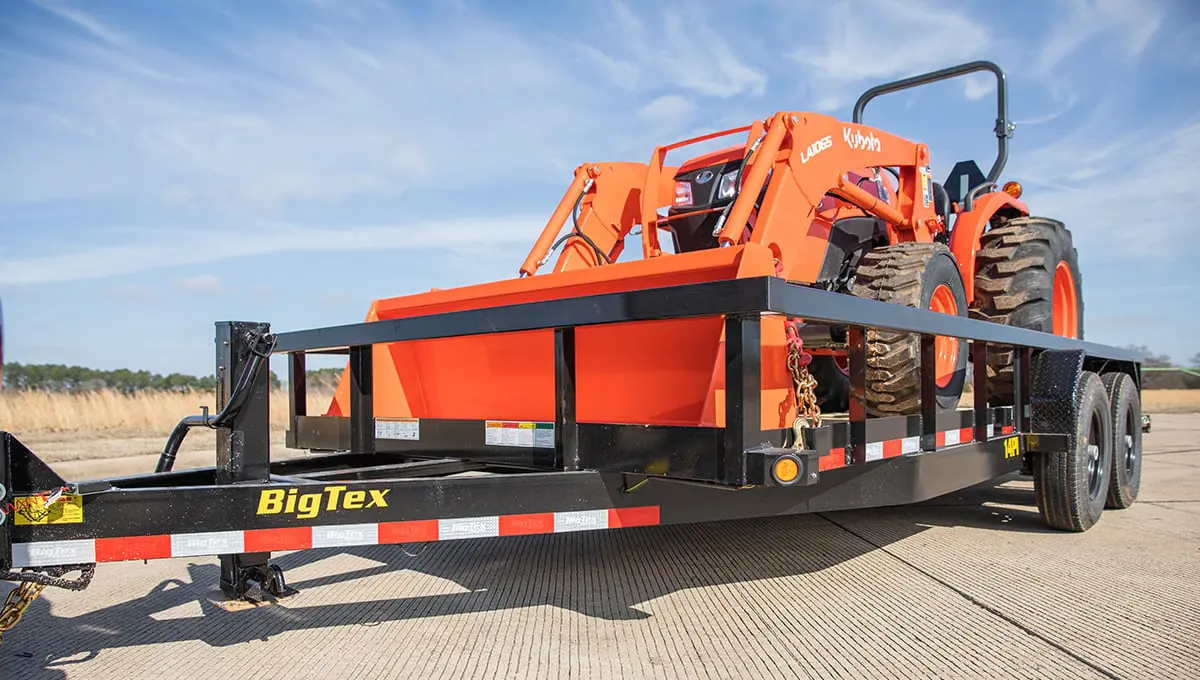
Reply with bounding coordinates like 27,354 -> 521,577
815,513 -> 1126,680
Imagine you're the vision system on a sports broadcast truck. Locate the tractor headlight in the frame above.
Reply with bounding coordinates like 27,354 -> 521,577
674,180 -> 693,207
717,170 -> 739,200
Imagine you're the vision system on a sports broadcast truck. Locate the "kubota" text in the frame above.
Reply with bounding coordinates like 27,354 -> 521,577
843,127 -> 881,152
257,485 -> 390,519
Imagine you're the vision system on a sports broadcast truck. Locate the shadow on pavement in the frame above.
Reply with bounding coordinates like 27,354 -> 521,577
4,473 -> 1045,676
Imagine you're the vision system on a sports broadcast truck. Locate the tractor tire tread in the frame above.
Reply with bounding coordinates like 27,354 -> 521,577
849,241 -> 967,417
971,216 -> 1083,406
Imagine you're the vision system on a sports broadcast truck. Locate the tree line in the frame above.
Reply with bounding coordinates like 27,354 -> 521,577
1,363 -> 346,394
1128,347 -> 1200,390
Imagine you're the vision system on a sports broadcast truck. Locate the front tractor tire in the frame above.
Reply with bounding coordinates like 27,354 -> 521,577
831,242 -> 970,417
971,216 -> 1084,406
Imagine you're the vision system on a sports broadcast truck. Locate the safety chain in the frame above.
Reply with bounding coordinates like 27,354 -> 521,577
0,564 -> 94,644
785,319 -> 823,449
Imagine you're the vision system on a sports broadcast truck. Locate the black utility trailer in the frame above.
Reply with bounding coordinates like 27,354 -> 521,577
0,276 -> 1144,625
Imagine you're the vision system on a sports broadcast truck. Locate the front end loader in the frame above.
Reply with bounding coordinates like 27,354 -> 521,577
323,60 -> 1083,431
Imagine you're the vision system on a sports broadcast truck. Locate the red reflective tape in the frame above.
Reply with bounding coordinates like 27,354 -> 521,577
244,527 -> 312,553
959,427 -> 974,443
95,535 -> 171,562
499,513 -> 554,536
609,506 -> 659,528
936,431 -> 947,448
819,448 -> 846,471
1002,425 -> 1015,434
882,439 -> 903,458
378,519 -> 439,544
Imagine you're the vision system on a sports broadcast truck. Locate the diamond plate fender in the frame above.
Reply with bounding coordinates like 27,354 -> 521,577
1030,349 -> 1086,434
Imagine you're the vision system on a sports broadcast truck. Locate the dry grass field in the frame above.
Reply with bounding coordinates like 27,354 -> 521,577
1142,388 -> 1200,412
0,387 -> 1194,470
1,388 -> 1196,439
0,387 -> 337,437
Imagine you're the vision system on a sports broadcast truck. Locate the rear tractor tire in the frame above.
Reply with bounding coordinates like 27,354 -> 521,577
811,242 -> 969,417
971,216 -> 1084,406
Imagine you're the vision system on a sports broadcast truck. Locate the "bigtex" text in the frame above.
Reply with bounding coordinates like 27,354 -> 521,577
257,486 -> 390,519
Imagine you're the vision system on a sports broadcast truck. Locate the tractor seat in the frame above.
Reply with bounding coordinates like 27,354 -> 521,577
932,182 -> 950,223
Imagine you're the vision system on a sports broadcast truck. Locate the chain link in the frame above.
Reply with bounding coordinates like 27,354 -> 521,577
785,319 -> 823,449
0,581 -> 45,643
0,564 -> 95,644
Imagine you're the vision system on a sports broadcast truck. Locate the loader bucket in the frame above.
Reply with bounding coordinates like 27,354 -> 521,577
325,242 -> 800,431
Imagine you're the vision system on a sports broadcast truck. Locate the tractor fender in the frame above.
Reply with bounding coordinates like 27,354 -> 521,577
949,191 -> 1028,303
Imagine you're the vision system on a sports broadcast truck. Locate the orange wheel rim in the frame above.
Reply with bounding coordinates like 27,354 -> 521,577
929,284 -> 959,388
1053,261 -> 1079,338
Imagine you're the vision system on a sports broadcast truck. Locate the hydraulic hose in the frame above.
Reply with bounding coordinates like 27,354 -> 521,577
154,328 -> 276,473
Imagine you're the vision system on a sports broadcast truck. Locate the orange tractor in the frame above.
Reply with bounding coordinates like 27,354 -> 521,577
323,61 -> 1083,433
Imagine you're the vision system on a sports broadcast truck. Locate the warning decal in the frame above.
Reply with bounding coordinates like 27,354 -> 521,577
13,493 -> 84,525
485,421 -> 555,449
375,417 -> 420,441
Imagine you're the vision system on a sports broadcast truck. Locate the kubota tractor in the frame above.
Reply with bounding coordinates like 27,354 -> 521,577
323,61 -> 1083,433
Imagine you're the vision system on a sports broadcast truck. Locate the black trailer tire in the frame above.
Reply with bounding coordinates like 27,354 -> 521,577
1033,370 -> 1113,531
844,241 -> 969,417
1102,372 -> 1142,509
971,217 -> 1084,406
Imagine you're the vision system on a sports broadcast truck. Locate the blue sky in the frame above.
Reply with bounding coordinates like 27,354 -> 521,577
1,0 -> 1198,378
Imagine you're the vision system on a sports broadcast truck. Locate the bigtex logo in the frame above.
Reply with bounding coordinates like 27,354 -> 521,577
257,485 -> 390,519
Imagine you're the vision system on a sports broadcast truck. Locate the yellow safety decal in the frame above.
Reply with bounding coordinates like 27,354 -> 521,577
1003,436 -> 1021,459
12,493 -> 84,525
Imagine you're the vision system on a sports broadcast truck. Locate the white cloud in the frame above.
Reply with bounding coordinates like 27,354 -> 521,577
787,0 -> 991,83
1011,117 -> 1200,264
1034,0 -> 1165,75
596,1 -> 768,98
962,76 -> 994,102
176,274 -> 223,293
0,215 -> 545,285
29,0 -> 127,46
637,94 -> 696,126
0,3 -> 649,208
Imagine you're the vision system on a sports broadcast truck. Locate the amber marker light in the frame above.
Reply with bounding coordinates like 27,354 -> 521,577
1003,181 -> 1023,198
772,455 -> 800,484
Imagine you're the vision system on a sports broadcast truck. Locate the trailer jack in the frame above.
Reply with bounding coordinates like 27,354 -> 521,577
221,563 -> 296,607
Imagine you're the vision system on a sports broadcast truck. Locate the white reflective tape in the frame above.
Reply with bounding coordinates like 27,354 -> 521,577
439,516 -> 499,540
901,436 -> 920,454
312,523 -> 379,548
865,441 -> 884,462
171,531 -> 244,557
945,429 -> 961,446
12,539 -> 96,567
554,509 -> 609,533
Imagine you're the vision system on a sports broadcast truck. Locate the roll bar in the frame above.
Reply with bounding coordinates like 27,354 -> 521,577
852,60 -> 1014,184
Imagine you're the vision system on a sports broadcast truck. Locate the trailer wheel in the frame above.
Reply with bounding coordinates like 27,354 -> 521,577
846,241 -> 969,416
1102,372 -> 1142,509
971,216 -> 1083,406
1033,370 -> 1113,531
